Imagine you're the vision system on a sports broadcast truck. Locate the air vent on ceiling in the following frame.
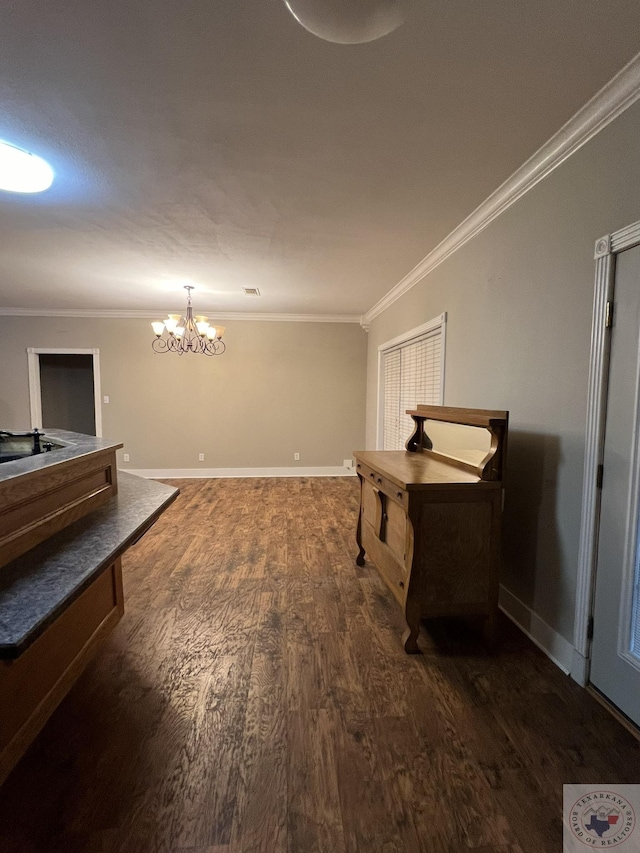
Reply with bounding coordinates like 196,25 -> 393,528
243,287 -> 261,296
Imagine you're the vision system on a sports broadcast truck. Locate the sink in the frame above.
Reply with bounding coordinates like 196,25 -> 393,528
0,430 -> 65,464
0,452 -> 35,464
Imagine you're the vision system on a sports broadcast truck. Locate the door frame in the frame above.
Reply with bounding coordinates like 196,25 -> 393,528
27,347 -> 103,437
574,221 -> 640,685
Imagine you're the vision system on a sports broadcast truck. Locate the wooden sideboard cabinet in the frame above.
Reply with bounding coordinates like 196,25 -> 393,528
355,405 -> 508,653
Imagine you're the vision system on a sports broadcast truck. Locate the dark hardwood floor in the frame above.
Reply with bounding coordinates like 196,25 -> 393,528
1,477 -> 639,852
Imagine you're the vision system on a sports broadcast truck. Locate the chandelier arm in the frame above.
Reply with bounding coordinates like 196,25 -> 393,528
152,337 -> 170,353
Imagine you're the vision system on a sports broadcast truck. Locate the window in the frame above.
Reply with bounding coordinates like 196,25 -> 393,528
377,314 -> 446,450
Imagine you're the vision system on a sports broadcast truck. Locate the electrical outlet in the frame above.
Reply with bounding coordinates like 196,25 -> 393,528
103,395 -> 110,404
294,452 -> 300,461
123,453 -> 130,463
343,458 -> 353,469
198,453 -> 205,461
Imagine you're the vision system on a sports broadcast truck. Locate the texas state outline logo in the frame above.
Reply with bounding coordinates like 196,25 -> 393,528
564,786 -> 637,850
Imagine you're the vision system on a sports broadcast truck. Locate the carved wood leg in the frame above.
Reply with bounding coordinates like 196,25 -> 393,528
404,414 -> 425,453
355,507 -> 366,567
401,597 -> 422,654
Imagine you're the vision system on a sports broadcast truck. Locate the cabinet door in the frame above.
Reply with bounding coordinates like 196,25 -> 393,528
361,479 -> 381,531
385,498 -> 407,563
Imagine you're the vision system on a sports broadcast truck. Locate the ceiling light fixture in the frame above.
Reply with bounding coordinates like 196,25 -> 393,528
151,286 -> 226,356
0,140 -> 54,193
283,0 -> 405,43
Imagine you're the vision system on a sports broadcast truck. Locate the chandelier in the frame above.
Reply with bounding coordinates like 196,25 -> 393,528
151,286 -> 226,356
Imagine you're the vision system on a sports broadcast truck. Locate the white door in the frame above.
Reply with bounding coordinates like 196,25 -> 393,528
590,243 -> 640,725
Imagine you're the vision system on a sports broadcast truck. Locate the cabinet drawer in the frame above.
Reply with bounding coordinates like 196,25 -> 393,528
356,461 -> 407,507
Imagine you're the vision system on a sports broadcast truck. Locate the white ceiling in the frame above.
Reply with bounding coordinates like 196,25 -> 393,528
1,0 -> 640,317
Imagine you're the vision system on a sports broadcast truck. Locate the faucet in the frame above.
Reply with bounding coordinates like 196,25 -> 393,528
0,428 -> 48,454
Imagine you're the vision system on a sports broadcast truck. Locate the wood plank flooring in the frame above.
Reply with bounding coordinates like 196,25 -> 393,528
1,477 -> 640,852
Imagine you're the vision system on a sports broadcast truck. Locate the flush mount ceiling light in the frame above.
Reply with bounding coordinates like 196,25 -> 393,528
0,140 -> 54,193
151,286 -> 226,356
283,0 -> 405,43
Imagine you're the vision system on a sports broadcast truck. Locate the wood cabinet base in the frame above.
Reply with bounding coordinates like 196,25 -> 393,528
0,559 -> 124,785
357,483 -> 501,653
354,405 -> 508,654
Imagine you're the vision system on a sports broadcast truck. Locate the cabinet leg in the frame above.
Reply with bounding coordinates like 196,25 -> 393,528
402,600 -> 422,654
355,511 -> 366,567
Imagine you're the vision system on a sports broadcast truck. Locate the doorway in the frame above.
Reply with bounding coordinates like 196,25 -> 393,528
27,348 -> 102,436
576,220 -> 640,726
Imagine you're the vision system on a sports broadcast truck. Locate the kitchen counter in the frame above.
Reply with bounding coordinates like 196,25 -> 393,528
0,472 -> 178,659
0,429 -> 122,483
0,458 -> 179,786
0,429 -> 125,570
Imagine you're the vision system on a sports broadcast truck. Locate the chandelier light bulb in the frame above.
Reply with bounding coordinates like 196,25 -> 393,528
0,140 -> 54,193
195,317 -> 210,336
283,0 -> 405,44
151,321 -> 165,336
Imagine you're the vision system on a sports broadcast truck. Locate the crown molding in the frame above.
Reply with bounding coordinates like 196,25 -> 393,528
0,307 -> 363,324
363,50 -> 640,326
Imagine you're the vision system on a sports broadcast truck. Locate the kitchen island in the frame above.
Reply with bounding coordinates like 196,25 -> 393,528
0,434 -> 178,785
0,429 -> 124,569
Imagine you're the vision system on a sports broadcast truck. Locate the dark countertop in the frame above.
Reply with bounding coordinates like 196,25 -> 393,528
0,472 -> 178,659
0,429 -> 123,484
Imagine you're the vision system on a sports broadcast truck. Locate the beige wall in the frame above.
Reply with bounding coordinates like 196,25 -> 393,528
0,317 -> 367,470
366,100 -> 640,644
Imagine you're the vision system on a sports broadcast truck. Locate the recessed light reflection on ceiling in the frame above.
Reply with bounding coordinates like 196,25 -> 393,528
0,140 -> 54,194
283,0 -> 405,43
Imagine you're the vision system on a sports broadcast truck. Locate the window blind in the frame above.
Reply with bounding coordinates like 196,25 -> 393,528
382,328 -> 442,451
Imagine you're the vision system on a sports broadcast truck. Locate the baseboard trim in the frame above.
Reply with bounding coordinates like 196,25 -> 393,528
571,648 -> 590,687
123,466 -> 357,479
499,585 -> 574,674
586,685 -> 640,741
